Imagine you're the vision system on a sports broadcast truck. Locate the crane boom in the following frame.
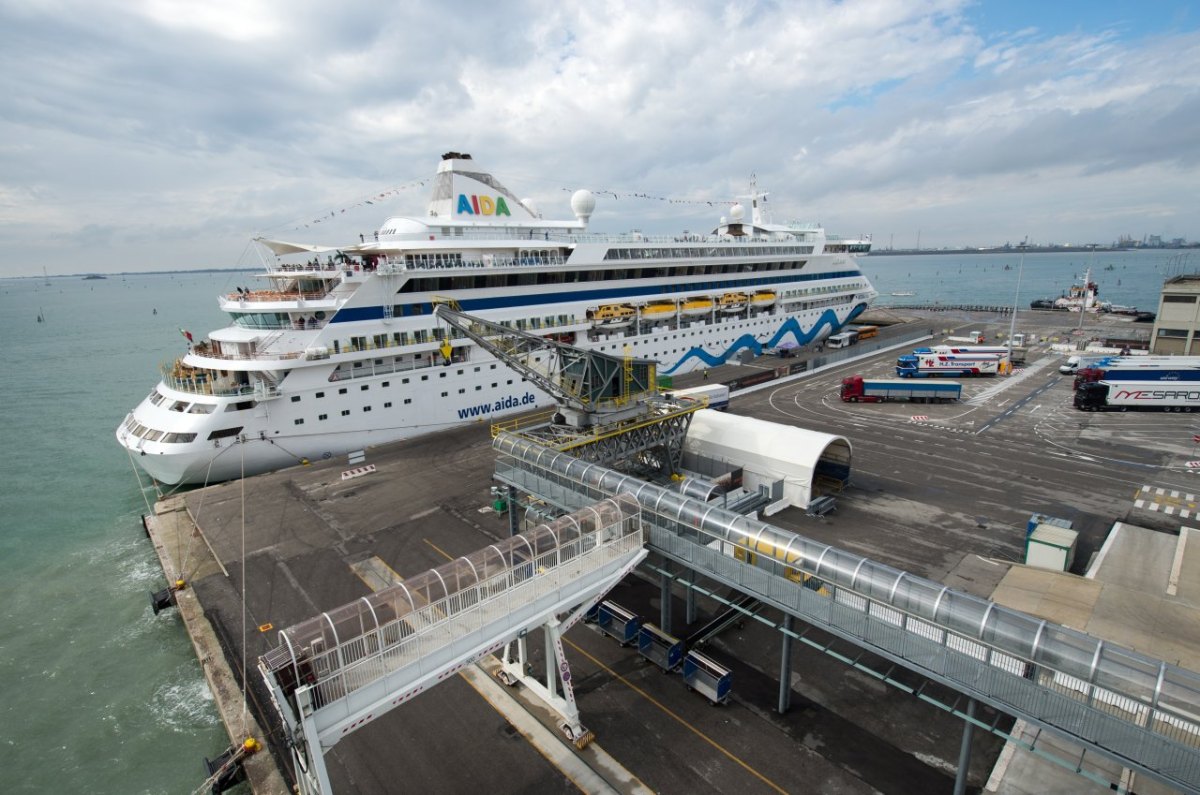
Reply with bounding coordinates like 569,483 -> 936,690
433,304 -> 657,427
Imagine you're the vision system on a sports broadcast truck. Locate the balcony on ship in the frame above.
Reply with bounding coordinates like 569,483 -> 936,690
160,359 -> 280,399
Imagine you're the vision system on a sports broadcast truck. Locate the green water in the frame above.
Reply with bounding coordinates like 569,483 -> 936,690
0,272 -> 240,793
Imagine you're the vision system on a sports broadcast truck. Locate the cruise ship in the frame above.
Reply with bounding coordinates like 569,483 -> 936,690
117,152 -> 876,485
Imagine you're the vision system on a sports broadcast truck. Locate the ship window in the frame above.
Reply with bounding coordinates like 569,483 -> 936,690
294,418 -> 304,425
490,364 -> 496,370
339,388 -> 347,395
382,381 -> 390,387
168,401 -> 187,412
361,385 -> 369,391
403,378 -> 410,384
474,386 -> 482,391
341,409 -> 350,416
291,396 -> 301,402
421,375 -> 428,381
187,403 -> 215,415
207,426 -> 243,440
458,388 -> 465,394
1164,295 -> 1197,303
364,406 -> 371,412
145,430 -> 165,442
226,401 -> 254,412
384,402 -> 392,408
319,414 -> 328,421
404,398 -> 412,404
440,372 -> 447,378
316,391 -> 325,398
506,380 -> 513,385
441,392 -> 448,397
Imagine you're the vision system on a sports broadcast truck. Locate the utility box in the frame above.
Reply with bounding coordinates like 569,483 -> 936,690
1025,525 -> 1078,571
1027,513 -> 1073,537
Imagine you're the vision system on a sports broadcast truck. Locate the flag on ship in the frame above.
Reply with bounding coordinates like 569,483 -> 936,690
179,328 -> 193,343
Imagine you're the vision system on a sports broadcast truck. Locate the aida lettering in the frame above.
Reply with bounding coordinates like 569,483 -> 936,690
456,194 -> 511,216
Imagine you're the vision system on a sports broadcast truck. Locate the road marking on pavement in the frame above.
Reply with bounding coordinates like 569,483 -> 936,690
1135,485 -> 1199,519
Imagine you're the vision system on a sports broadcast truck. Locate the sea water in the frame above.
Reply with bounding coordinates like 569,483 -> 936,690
0,271 -> 241,794
0,250 -> 1188,792
862,249 -> 1192,312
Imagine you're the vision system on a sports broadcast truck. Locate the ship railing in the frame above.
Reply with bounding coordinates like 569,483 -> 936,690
188,346 -> 306,363
397,254 -> 568,270
224,289 -> 331,302
159,372 -> 263,398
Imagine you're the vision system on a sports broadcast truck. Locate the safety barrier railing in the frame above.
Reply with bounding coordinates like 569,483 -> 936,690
267,497 -> 643,710
492,433 -> 1200,792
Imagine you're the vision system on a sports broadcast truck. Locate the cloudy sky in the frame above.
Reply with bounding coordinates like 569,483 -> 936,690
2,0 -> 1198,276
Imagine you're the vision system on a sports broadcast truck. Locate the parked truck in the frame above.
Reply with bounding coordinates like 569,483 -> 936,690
897,353 -> 1000,378
841,376 -> 962,403
665,384 -> 731,411
1074,362 -> 1200,390
1075,380 -> 1200,411
945,331 -> 985,344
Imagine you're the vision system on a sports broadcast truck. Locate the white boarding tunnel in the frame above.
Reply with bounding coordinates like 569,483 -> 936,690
681,409 -> 852,510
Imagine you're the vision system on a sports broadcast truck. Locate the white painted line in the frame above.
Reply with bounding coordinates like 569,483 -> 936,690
1167,528 -> 1191,597
1134,500 -> 1146,509
1165,506 -> 1177,515
1157,487 -> 1166,495
1171,490 -> 1180,498
1141,485 -> 1152,493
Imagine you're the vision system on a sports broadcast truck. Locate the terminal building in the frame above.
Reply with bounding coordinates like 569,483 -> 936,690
1151,274 -> 1200,354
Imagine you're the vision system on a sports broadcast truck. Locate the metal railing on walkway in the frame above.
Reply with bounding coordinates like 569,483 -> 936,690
492,432 -> 1200,794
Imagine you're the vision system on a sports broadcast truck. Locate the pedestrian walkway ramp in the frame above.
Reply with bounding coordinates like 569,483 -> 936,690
259,495 -> 647,795
492,432 -> 1200,794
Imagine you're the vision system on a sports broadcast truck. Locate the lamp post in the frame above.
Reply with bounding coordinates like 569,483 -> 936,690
1007,243 -> 1026,369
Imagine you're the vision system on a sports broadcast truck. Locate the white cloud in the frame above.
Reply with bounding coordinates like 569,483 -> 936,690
0,0 -> 1196,274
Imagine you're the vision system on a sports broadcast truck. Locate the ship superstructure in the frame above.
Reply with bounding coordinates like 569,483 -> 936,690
117,152 -> 876,484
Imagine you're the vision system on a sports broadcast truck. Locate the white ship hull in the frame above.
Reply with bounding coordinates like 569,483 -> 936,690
117,153 -> 875,485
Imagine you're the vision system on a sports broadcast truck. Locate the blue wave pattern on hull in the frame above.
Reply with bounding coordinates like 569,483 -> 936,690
662,304 -> 866,374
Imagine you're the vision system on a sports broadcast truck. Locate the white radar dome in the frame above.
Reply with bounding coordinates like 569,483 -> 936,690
521,198 -> 540,218
571,189 -> 596,223
729,203 -> 745,222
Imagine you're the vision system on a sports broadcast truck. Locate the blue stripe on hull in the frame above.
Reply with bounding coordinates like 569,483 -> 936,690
661,303 -> 867,374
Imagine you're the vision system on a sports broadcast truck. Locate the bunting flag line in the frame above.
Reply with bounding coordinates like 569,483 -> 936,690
271,177 -> 752,236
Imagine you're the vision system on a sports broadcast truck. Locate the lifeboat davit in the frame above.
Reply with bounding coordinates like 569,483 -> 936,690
751,290 -> 776,309
590,304 -> 635,329
640,302 -> 678,322
719,292 -> 749,313
680,297 -> 714,317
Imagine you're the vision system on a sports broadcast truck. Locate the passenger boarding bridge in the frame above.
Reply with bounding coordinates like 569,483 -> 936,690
492,432 -> 1200,795
259,496 -> 647,795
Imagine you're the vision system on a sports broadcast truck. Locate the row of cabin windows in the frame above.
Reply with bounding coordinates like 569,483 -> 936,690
396,261 -> 808,293
290,378 -> 510,424
603,246 -> 814,260
291,365 -> 516,402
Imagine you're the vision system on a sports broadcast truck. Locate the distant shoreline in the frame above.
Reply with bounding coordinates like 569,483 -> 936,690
6,267 -> 258,280
868,246 -> 1199,256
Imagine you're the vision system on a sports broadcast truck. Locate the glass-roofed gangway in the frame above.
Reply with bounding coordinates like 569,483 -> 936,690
258,495 -> 647,795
